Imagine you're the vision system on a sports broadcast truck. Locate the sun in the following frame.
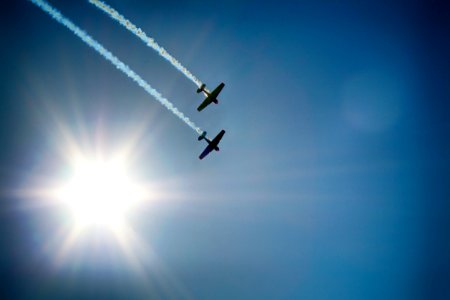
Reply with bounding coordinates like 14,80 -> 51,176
56,157 -> 145,230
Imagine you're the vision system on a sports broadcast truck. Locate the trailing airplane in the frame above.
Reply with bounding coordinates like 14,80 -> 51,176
198,130 -> 226,160
196,82 -> 225,111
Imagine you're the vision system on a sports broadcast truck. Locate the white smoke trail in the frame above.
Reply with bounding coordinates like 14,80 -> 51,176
89,0 -> 210,94
29,0 -> 203,135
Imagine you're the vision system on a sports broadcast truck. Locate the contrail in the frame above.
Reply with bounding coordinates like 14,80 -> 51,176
29,0 -> 203,135
89,0 -> 210,94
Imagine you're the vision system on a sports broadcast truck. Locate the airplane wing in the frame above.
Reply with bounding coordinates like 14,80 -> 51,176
197,95 -> 212,112
199,145 -> 214,160
211,83 -> 225,99
211,130 -> 225,144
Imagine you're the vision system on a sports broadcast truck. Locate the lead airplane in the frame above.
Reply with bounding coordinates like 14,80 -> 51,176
198,130 -> 226,160
196,82 -> 225,111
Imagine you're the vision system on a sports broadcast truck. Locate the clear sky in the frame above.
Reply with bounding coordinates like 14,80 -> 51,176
0,0 -> 449,299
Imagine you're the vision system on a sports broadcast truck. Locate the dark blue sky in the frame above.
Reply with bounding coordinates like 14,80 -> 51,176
0,0 -> 449,299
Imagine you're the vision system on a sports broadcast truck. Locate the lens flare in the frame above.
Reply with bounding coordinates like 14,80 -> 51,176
56,157 -> 145,229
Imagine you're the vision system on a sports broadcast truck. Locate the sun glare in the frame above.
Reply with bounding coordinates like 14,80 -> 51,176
57,157 -> 145,229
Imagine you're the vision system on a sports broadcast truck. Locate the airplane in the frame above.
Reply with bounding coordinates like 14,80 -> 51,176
198,130 -> 226,160
196,82 -> 225,111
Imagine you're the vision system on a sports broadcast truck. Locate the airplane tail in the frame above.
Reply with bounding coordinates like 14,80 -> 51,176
198,131 -> 207,141
196,84 -> 206,93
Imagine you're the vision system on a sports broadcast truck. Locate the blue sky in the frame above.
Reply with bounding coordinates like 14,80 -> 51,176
0,0 -> 449,299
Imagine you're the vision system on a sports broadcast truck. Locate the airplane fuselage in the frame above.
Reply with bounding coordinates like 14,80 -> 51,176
198,130 -> 225,159
197,83 -> 225,111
